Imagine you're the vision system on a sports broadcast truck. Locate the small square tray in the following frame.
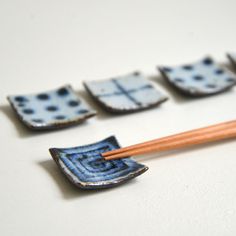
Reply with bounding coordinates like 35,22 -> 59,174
158,57 -> 236,96
49,136 -> 148,189
83,72 -> 168,113
7,85 -> 96,130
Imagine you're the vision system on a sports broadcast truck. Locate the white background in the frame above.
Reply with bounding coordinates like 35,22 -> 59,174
0,0 -> 236,235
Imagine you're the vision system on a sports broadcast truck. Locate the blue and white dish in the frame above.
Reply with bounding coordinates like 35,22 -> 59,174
227,53 -> 236,68
83,72 -> 168,113
158,57 -> 236,96
7,85 -> 96,130
49,136 -> 148,189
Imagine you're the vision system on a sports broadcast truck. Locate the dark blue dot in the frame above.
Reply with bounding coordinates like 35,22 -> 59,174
193,75 -> 204,81
175,78 -> 184,83
203,58 -> 213,65
23,109 -> 34,114
46,106 -> 58,111
18,103 -> 25,107
68,100 -> 80,107
215,69 -> 224,75
32,119 -> 44,123
57,88 -> 69,96
55,115 -> 66,120
142,84 -> 153,89
182,65 -> 193,70
162,67 -> 172,72
206,84 -> 216,88
227,78 -> 236,83
77,109 -> 88,114
15,96 -> 27,102
37,93 -> 50,100
133,71 -> 140,76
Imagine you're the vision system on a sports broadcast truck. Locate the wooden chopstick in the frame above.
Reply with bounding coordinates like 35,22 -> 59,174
103,120 -> 236,157
103,120 -> 236,160
105,127 -> 236,160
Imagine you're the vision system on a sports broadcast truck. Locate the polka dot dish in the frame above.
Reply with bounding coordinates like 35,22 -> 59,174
158,57 -> 236,96
7,85 -> 96,130
49,136 -> 148,189
83,72 -> 168,113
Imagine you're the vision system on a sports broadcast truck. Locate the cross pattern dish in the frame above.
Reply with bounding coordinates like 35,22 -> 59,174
158,57 -> 236,96
49,136 -> 148,189
7,85 -> 96,130
83,72 -> 168,113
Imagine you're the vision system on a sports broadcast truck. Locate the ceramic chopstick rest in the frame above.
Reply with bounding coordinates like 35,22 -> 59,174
49,136 -> 148,189
83,72 -> 168,113
158,57 -> 236,96
7,85 -> 96,130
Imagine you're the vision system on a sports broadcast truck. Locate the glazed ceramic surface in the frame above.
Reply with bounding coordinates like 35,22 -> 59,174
7,85 -> 96,130
49,136 -> 148,189
159,57 -> 236,96
84,72 -> 167,113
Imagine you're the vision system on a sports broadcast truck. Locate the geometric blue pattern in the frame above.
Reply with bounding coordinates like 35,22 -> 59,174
49,136 -> 148,189
159,57 -> 236,97
84,72 -> 167,113
7,85 -> 96,130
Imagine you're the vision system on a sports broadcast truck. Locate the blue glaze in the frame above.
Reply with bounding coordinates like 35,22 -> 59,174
68,100 -> 80,107
57,87 -> 69,96
23,109 -> 34,114
49,136 -> 148,189
159,57 -> 236,96
15,96 -> 28,102
182,65 -> 193,70
46,106 -> 58,111
7,85 -> 96,130
37,93 -> 50,100
202,57 -> 213,65
84,72 -> 167,113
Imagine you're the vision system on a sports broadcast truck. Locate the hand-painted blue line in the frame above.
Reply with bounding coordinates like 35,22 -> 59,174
97,90 -> 136,97
96,84 -> 153,99
111,79 -> 141,106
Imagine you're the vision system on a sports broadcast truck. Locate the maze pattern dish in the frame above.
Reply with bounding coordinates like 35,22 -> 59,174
49,136 -> 148,189
7,85 -> 96,130
158,57 -> 236,96
84,72 -> 168,113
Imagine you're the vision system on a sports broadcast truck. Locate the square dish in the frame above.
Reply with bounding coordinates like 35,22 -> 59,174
83,72 -> 168,113
49,136 -> 148,189
158,57 -> 236,96
7,85 -> 96,130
